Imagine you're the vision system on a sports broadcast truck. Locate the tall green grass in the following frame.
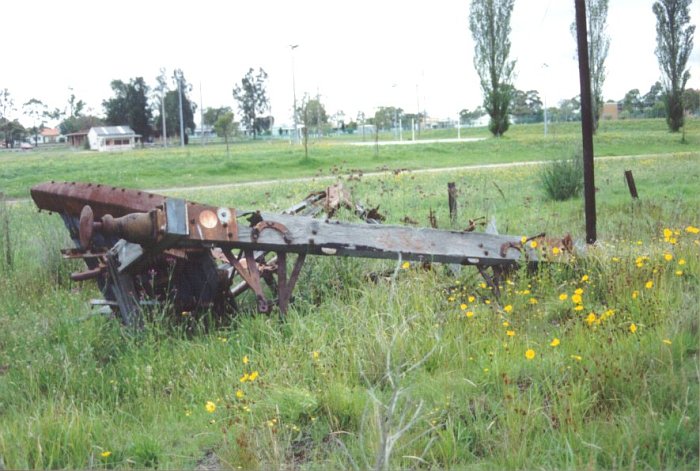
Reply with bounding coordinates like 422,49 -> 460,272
0,153 -> 698,469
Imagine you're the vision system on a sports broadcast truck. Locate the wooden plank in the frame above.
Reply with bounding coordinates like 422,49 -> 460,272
176,212 -> 527,266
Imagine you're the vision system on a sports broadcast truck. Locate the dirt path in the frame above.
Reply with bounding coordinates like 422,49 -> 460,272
148,152 -> 694,194
5,152 -> 696,206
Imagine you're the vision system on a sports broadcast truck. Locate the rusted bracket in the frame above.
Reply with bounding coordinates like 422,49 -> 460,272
225,249 -> 271,313
251,220 -> 293,244
276,252 -> 307,315
477,264 -> 501,298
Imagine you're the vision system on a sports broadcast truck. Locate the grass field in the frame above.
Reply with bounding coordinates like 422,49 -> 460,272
0,119 -> 698,469
0,118 -> 698,199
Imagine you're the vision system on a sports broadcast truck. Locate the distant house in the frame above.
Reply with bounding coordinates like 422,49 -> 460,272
601,102 -> 622,120
87,126 -> 140,152
40,127 -> 60,144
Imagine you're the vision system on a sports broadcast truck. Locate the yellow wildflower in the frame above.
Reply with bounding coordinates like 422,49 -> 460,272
664,253 -> 673,261
240,373 -> 250,383
529,297 -> 538,304
529,240 -> 538,248
559,293 -> 568,301
243,355 -> 249,365
401,261 -> 410,269
550,338 -> 560,347
571,293 -> 582,304
205,401 -> 216,413
645,280 -> 653,289
504,304 -> 513,313
574,305 -> 584,311
249,371 -> 259,381
663,228 -> 673,239
525,349 -> 536,360
685,225 -> 700,234
581,274 -> 589,282
101,451 -> 112,458
503,321 -> 510,327
521,236 -> 527,244
552,247 -> 561,255
612,256 -> 620,262
678,258 -> 686,265
312,351 -> 320,360
571,354 -> 582,361
506,330 -> 515,337
236,389 -> 245,399
466,311 -> 474,318
574,288 -> 584,295
662,339 -> 672,345
468,295 -> 476,303
460,303 -> 467,310
632,290 -> 639,299
629,323 -> 637,333
675,270 -> 683,276
585,313 -> 597,325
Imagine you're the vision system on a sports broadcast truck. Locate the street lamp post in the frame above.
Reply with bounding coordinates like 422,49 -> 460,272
290,44 -> 299,144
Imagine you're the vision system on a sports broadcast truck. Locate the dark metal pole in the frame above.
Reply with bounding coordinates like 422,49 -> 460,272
574,0 -> 597,244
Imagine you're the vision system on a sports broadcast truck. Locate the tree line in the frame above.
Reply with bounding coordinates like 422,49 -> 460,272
1,1 -> 695,147
0,67 -> 276,148
468,0 -> 696,137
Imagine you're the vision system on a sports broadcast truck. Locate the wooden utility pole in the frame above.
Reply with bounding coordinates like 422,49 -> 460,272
574,0 -> 597,244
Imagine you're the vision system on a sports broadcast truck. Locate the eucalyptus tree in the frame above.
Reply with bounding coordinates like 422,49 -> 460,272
232,68 -> 270,139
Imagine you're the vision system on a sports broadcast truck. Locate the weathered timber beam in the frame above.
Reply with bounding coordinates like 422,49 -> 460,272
174,212 -> 526,266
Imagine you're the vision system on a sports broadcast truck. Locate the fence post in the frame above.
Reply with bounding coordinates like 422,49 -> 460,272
624,170 -> 639,199
447,182 -> 458,225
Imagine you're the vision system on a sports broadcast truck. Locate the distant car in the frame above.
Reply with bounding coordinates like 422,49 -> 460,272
20,142 -> 33,150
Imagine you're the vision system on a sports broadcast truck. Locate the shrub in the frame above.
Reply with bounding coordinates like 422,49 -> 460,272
540,149 -> 584,201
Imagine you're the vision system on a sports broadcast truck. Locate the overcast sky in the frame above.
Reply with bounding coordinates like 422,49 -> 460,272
2,0 -> 698,127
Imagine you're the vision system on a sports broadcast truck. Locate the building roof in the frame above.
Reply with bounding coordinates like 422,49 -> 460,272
90,126 -> 135,136
41,127 -> 60,137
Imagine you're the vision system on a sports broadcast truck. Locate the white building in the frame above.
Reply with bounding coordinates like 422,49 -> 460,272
88,126 -> 139,152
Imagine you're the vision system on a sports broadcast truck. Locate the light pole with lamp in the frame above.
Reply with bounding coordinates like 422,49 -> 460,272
290,44 -> 299,144
174,69 -> 185,147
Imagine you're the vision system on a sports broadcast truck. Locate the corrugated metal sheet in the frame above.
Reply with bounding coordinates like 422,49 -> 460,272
91,126 -> 135,136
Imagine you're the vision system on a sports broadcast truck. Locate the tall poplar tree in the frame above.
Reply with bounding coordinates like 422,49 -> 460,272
469,0 -> 516,137
653,0 -> 695,131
